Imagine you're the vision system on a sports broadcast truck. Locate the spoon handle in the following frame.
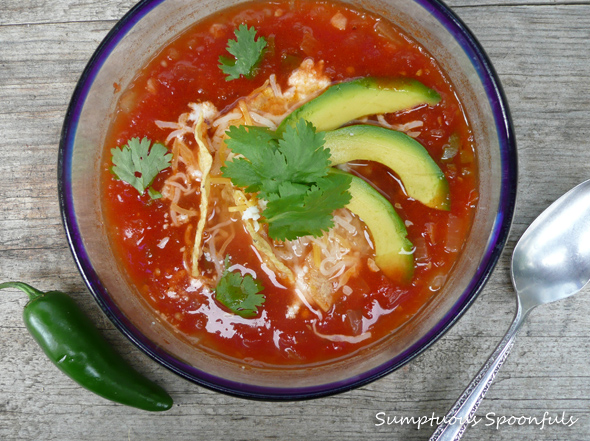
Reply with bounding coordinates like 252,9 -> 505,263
429,310 -> 528,441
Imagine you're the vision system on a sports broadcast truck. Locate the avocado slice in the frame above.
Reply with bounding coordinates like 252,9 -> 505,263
325,125 -> 450,210
278,77 -> 441,133
333,169 -> 414,281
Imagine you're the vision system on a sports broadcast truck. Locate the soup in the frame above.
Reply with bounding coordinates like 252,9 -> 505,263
102,0 -> 478,367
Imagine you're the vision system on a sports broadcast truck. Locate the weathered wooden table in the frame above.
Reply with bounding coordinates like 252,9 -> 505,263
2,1 -> 590,440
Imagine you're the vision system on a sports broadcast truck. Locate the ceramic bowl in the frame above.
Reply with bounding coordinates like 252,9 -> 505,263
58,0 -> 517,399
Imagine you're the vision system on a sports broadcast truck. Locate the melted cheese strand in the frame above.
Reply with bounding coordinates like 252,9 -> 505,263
311,321 -> 372,343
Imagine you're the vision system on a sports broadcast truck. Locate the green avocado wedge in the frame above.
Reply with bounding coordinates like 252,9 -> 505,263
325,125 -> 450,210
332,169 -> 414,282
277,77 -> 441,133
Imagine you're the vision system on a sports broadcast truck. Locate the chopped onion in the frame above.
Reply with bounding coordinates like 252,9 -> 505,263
441,133 -> 460,161
412,235 -> 429,266
429,274 -> 447,292
330,12 -> 347,30
345,309 -> 363,335
374,20 -> 406,47
441,144 -> 459,161
445,214 -> 463,253
157,237 -> 170,249
367,258 -> 380,272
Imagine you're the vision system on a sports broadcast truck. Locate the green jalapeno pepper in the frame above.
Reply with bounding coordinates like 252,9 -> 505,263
0,281 -> 173,411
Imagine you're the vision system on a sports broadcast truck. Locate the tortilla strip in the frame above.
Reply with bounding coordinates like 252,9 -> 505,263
191,115 -> 213,277
232,189 -> 295,284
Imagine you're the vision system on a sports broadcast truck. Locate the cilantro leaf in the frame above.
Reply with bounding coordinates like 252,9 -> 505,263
219,24 -> 267,81
221,119 -> 352,241
264,173 -> 353,241
147,187 -> 163,199
278,119 -> 330,184
224,125 -> 279,158
221,125 -> 285,195
215,257 -> 265,318
111,137 -> 172,199
222,119 -> 330,199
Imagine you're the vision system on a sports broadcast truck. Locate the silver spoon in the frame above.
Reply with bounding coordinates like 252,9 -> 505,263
430,179 -> 590,441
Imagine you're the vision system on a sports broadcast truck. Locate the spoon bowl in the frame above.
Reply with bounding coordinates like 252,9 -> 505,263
431,179 -> 590,440
512,179 -> 590,308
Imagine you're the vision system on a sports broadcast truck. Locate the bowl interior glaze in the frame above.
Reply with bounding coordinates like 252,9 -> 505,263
59,0 -> 516,399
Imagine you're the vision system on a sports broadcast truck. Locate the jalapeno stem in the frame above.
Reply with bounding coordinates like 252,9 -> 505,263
0,281 -> 44,300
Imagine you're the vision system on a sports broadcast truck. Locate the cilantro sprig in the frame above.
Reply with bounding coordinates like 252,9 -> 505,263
111,137 -> 172,199
219,24 -> 267,81
215,257 -> 265,318
221,119 -> 352,241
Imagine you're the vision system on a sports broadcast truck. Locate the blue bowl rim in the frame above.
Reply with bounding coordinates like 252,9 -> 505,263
58,0 -> 517,400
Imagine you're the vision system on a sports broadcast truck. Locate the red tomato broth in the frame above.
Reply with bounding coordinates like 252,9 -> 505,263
102,0 -> 478,367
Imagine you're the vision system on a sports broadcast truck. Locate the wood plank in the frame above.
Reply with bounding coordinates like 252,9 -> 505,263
0,0 -> 136,25
1,0 -> 589,25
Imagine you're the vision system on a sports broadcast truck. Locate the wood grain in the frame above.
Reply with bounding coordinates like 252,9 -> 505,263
2,1 -> 590,440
